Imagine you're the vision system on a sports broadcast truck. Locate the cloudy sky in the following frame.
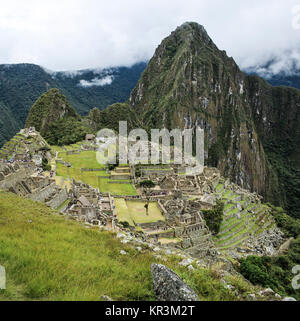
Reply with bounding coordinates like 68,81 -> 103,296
1,0 -> 300,73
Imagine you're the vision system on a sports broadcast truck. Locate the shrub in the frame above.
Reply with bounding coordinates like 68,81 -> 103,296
139,180 -> 155,188
202,200 -> 224,234
239,236 -> 300,300
42,158 -> 51,171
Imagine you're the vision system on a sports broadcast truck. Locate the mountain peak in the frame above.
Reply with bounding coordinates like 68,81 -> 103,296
171,21 -> 213,45
176,21 -> 207,34
25,88 -> 79,135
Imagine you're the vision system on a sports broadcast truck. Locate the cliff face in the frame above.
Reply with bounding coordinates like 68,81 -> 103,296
246,76 -> 300,218
128,22 -> 300,218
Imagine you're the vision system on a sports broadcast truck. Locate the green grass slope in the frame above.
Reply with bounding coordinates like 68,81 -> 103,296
0,190 -> 251,301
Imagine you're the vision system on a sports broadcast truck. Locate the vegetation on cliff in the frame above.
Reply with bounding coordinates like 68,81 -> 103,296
87,102 -> 140,133
202,201 -> 224,235
25,89 -> 91,146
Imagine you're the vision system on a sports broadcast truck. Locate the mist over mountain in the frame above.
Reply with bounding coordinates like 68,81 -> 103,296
245,52 -> 300,90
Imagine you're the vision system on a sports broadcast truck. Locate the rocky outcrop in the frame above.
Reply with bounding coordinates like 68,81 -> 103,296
151,264 -> 199,301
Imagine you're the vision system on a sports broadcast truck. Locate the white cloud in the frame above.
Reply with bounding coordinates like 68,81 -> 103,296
0,0 -> 300,73
78,75 -> 114,87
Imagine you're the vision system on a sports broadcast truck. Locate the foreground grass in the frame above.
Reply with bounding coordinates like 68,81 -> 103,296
0,191 -> 246,301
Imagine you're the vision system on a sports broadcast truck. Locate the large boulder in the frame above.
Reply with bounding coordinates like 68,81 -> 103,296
151,264 -> 199,301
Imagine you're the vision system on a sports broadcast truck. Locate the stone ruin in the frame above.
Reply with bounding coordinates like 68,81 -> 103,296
66,180 -> 116,228
0,161 -> 68,210
0,158 -> 119,230
157,198 -> 216,258
132,164 -> 282,258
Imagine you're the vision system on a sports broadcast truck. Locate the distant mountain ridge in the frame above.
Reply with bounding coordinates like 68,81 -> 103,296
0,62 -> 147,147
245,57 -> 300,90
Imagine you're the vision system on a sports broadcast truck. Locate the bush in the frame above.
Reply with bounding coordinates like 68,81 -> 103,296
139,180 -> 155,188
202,200 -> 224,234
268,204 -> 300,238
43,118 -> 89,146
108,164 -> 118,171
42,158 -> 51,171
239,236 -> 300,299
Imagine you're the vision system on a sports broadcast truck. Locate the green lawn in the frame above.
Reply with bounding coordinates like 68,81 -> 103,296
59,151 -> 105,169
99,180 -> 137,196
55,151 -> 137,196
0,191 -> 245,301
115,199 -> 165,225
127,201 -> 165,224
114,198 -> 135,226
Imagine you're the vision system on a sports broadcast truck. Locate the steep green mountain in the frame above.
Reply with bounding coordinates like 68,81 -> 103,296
25,89 -> 91,146
0,62 -> 146,147
127,22 -> 300,218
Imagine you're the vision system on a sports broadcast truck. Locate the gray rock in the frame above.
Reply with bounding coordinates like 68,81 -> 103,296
187,265 -> 195,271
225,284 -> 235,291
101,295 -> 113,301
247,294 -> 256,301
179,258 -> 193,267
282,297 -> 297,301
259,288 -> 274,296
116,233 -> 125,239
136,246 -> 142,252
120,250 -> 127,255
151,264 -> 199,301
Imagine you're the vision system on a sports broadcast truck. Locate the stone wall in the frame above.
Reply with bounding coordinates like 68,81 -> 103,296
138,221 -> 166,229
0,165 -> 35,190
46,188 -> 68,209
110,174 -> 132,180
108,181 -> 131,184
81,168 -> 106,172
28,182 -> 57,203
148,229 -> 175,239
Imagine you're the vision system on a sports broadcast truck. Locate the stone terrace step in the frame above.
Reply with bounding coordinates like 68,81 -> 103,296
217,224 -> 246,242
218,234 -> 250,251
216,223 -> 256,248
